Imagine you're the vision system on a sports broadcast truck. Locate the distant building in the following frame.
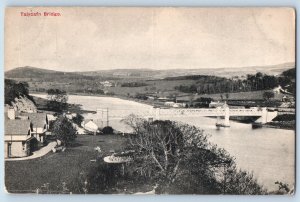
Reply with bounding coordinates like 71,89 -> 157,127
209,101 -> 226,108
173,103 -> 186,108
164,101 -> 175,107
100,81 -> 113,87
273,85 -> 284,94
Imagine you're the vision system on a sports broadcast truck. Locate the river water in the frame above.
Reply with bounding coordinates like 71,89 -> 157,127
32,94 -> 295,191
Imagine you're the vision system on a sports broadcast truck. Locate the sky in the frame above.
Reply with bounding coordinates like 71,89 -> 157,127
5,7 -> 295,72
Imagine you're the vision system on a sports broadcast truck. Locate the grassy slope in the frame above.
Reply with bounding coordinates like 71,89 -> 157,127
5,135 -> 127,193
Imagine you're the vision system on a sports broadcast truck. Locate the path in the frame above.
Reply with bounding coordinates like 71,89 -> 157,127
5,142 -> 57,161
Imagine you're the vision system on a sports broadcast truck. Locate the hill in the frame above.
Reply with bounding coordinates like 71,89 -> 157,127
5,62 -> 294,80
5,66 -> 99,82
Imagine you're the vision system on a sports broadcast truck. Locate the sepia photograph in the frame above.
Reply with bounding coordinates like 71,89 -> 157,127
4,7 -> 295,195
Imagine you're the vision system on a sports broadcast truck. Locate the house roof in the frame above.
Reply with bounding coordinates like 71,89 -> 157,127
21,113 -> 47,128
83,119 -> 92,125
46,114 -> 57,121
84,119 -> 103,128
5,119 -> 31,135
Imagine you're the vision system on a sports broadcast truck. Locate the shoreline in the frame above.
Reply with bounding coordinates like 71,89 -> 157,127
30,91 -> 155,107
30,91 -> 295,131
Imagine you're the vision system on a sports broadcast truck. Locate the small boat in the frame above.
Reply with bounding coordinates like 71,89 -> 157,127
252,122 -> 263,129
216,123 -> 230,128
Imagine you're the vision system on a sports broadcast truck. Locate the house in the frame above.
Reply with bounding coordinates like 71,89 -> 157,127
173,103 -> 186,108
100,81 -> 113,87
82,119 -> 103,133
21,112 -> 48,143
5,119 -> 36,158
64,112 -> 73,120
46,114 -> 57,122
46,113 -> 56,123
45,114 -> 57,135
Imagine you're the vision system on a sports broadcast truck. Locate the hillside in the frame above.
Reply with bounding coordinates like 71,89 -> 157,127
5,62 -> 294,80
4,64 -> 294,98
5,66 -> 100,82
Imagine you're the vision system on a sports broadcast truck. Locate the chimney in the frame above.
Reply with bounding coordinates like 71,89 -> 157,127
7,107 -> 16,120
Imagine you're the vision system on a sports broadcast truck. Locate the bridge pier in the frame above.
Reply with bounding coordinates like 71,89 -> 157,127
260,107 -> 268,124
255,107 -> 278,124
216,106 -> 230,127
224,107 -> 230,127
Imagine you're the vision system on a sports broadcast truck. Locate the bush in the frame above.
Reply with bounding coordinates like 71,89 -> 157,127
102,126 -> 114,134
72,114 -> 84,125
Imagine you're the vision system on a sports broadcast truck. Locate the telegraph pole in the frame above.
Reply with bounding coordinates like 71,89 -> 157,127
106,108 -> 109,126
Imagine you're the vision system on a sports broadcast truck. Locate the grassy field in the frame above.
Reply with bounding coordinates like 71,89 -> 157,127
5,134 -> 127,194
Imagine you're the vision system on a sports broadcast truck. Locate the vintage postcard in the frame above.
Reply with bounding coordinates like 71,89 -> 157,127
4,7 -> 295,194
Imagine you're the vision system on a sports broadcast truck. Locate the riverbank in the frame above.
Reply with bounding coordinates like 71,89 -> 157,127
30,91 -> 155,109
28,92 -> 295,191
31,92 -> 295,130
32,95 -> 97,114
264,121 -> 295,130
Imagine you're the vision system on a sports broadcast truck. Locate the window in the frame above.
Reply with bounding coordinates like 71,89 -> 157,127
22,141 -> 26,150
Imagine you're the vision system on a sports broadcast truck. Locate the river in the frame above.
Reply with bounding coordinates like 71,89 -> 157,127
32,94 -> 295,191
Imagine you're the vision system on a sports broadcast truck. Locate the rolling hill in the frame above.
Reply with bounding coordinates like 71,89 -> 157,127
5,62 -> 295,80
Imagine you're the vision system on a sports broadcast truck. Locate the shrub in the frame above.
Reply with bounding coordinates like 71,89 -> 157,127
102,126 -> 114,134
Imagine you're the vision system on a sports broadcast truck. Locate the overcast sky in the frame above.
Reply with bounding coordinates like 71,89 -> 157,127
5,7 -> 295,72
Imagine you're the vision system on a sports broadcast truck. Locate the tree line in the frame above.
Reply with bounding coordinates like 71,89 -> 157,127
174,69 -> 295,95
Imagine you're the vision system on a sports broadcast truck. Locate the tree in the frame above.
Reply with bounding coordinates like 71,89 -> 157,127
46,89 -> 68,111
121,115 -> 266,194
220,94 -> 223,101
5,79 -> 34,105
263,91 -> 275,101
102,126 -> 114,134
52,116 -> 77,146
225,93 -> 229,100
72,114 -> 84,126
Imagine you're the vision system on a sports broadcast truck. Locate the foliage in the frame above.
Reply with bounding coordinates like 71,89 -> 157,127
46,89 -> 68,111
5,79 -> 35,105
121,82 -> 148,87
122,115 -> 266,194
272,114 -> 295,122
263,91 -> 275,101
87,162 -> 122,194
134,93 -> 148,100
72,114 -> 84,126
217,163 -> 267,194
52,116 -> 77,146
193,97 -> 213,108
174,70 -> 295,95
102,126 -> 114,134
270,181 -> 294,195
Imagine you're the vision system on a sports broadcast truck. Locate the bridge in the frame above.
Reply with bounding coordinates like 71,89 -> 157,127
96,106 -> 278,127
